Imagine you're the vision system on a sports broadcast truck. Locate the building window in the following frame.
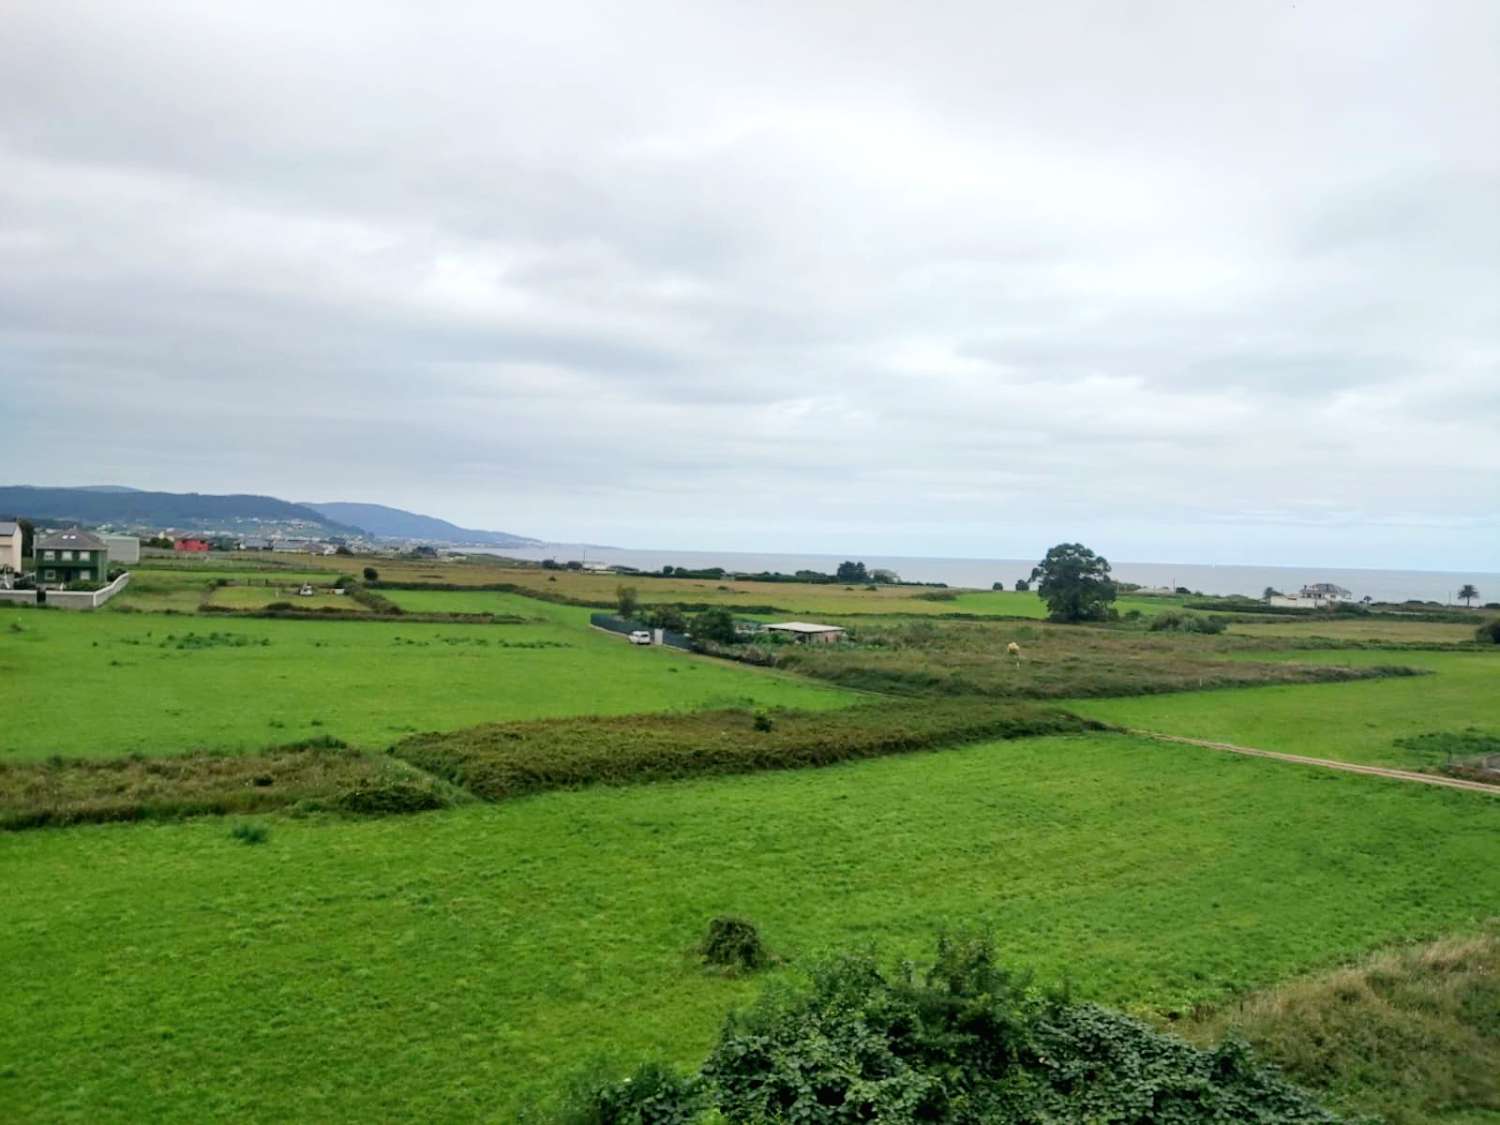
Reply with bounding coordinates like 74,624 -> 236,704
80,570 -> 92,581
61,550 -> 73,561
44,569 -> 56,580
44,550 -> 55,560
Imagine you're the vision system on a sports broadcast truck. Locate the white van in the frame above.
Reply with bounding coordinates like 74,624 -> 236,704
628,630 -> 653,645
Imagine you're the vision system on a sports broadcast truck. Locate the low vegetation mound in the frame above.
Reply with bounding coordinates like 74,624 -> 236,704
760,619 -> 1421,699
391,702 -> 1096,801
1149,609 -> 1227,634
560,932 -> 1344,1123
0,739 -> 456,830
699,916 -> 771,974
1186,927 -> 1500,1124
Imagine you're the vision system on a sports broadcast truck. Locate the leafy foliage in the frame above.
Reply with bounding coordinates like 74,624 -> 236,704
1476,619 -> 1500,645
553,1060 -> 705,1125
642,604 -> 687,631
579,933 -> 1344,1123
1030,542 -> 1117,623
1149,609 -> 1227,634
689,607 -> 737,644
836,560 -> 869,582
615,585 -> 638,619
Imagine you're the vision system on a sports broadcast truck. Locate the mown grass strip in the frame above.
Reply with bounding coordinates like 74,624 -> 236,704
390,701 -> 1099,801
0,739 -> 461,830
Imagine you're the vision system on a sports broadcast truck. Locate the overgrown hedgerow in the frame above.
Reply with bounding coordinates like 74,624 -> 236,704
0,741 -> 457,830
390,702 -> 1098,802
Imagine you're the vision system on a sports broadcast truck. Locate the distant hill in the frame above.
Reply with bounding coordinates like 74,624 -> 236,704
0,485 -> 362,536
303,502 -> 540,547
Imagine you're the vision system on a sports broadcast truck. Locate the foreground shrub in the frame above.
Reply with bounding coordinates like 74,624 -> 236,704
1477,619 -> 1500,645
391,702 -> 1097,802
554,1060 -> 705,1125
578,932 -> 1344,1123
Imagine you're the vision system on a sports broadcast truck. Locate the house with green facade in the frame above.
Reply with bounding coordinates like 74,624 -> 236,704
34,529 -> 109,589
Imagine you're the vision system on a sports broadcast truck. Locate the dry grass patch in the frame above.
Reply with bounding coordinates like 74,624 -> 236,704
1186,928 -> 1500,1124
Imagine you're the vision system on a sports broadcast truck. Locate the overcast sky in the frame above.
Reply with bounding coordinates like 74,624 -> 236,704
4,2 -> 1497,568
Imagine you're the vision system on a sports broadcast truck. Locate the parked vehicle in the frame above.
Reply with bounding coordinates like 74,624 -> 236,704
628,630 -> 653,645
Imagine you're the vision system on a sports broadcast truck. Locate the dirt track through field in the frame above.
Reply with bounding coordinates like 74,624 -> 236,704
1130,730 -> 1500,796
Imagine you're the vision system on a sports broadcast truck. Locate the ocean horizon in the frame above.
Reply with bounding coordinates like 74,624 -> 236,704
473,545 -> 1497,606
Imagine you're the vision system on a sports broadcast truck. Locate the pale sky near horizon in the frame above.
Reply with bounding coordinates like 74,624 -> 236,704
4,2 -> 1497,568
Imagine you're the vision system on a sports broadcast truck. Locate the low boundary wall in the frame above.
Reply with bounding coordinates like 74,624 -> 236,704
48,571 -> 131,611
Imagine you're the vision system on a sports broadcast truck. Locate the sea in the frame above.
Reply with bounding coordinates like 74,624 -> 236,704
474,546 -> 1497,606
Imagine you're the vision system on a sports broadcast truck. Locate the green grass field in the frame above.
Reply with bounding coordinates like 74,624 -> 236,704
0,606 -> 852,760
3,731 -> 1495,1120
113,569 -> 336,613
1069,649 -> 1500,769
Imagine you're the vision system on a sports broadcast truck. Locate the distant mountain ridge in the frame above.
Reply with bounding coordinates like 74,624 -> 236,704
303,501 -> 540,547
0,485 -> 360,535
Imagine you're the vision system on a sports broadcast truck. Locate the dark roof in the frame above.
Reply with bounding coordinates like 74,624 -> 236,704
36,528 -> 107,550
0,520 -> 18,535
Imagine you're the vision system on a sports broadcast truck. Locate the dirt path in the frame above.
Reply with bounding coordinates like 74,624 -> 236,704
1130,729 -> 1500,796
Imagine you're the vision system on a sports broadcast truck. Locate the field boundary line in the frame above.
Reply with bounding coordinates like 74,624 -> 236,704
1129,729 -> 1500,796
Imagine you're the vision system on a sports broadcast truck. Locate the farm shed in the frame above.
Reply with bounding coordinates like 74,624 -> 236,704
762,621 -> 847,644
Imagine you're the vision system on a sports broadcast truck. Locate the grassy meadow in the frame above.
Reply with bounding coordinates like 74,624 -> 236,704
3,731 -> 1497,1120
0,606 -> 852,761
6,554 -> 1499,1121
1071,648 -> 1500,769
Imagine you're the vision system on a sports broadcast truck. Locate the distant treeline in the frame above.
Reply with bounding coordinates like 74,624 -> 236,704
563,560 -> 948,587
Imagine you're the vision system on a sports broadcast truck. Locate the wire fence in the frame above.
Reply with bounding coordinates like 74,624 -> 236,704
589,612 -> 694,651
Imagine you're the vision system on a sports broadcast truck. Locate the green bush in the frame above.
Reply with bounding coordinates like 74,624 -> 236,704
1150,610 -> 1227,635
689,607 -> 737,645
700,916 -> 769,973
554,1060 -> 705,1125
1476,620 -> 1500,645
579,932 -> 1344,1123
229,823 -> 269,845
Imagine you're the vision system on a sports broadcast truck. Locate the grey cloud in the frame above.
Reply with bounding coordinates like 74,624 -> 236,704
2,0 -> 1498,566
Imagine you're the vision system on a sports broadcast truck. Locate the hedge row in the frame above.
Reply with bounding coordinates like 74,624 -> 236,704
391,702 -> 1100,802
0,740 -> 457,831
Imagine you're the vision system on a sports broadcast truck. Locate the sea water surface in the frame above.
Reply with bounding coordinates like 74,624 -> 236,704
477,546 -> 1497,606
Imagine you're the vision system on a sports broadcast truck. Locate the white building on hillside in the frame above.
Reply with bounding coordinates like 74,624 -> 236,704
0,520 -> 22,574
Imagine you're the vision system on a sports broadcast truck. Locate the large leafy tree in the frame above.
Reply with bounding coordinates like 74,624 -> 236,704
835,560 -> 869,583
1030,542 -> 1116,623
1457,584 -> 1479,608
